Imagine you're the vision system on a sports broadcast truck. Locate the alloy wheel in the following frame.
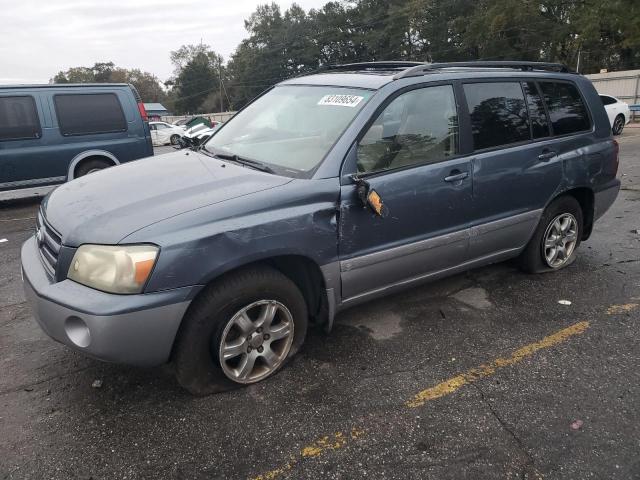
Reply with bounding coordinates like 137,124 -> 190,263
217,300 -> 294,384
542,213 -> 578,268
613,117 -> 624,135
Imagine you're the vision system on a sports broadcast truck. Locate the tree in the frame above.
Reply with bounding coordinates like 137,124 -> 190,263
51,62 -> 166,103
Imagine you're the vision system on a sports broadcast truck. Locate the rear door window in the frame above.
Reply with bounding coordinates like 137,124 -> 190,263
463,82 -> 530,150
54,93 -> 127,136
538,82 -> 591,136
523,82 -> 551,139
0,96 -> 41,141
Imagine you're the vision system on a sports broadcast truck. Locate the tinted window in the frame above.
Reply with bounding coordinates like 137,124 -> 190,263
600,95 -> 617,106
464,82 -> 530,150
539,82 -> 590,136
54,93 -> 126,136
357,85 -> 458,173
523,82 -> 550,139
0,96 -> 40,141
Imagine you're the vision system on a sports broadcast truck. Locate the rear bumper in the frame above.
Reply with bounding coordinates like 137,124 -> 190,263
21,236 -> 194,367
594,179 -> 621,221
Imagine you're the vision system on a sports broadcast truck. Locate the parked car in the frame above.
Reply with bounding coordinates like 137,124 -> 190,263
0,83 -> 153,200
600,94 -> 631,135
22,61 -> 620,395
172,117 -> 190,128
176,123 -> 221,149
173,116 -> 213,130
149,121 -> 184,146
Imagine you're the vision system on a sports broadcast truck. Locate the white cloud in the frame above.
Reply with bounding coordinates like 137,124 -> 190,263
0,0 -> 327,84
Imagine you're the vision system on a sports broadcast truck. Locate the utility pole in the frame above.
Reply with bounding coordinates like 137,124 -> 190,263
576,48 -> 581,74
218,58 -> 224,113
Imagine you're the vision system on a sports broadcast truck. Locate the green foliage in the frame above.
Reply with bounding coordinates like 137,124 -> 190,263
222,0 -> 640,109
51,0 -> 640,113
51,62 -> 165,103
166,44 -> 223,114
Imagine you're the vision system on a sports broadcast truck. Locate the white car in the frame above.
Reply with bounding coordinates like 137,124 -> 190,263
149,121 -> 185,146
600,95 -> 631,136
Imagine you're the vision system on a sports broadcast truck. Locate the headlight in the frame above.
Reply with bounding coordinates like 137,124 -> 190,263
68,244 -> 159,294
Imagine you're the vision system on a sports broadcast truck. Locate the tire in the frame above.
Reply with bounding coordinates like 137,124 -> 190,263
74,158 -> 113,177
170,134 -> 180,145
173,265 -> 308,396
518,195 -> 583,274
612,114 -> 625,136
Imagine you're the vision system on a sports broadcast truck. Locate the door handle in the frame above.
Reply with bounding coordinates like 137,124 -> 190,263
444,171 -> 469,183
538,150 -> 557,162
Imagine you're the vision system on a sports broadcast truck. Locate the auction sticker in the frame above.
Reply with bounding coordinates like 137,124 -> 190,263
318,94 -> 364,107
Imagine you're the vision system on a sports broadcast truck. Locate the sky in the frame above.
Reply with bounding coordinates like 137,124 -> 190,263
0,0 -> 328,84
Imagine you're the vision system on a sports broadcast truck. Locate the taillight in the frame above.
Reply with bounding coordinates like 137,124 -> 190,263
613,139 -> 619,175
137,102 -> 148,122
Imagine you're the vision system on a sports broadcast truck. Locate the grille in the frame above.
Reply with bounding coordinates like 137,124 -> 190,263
36,209 -> 62,277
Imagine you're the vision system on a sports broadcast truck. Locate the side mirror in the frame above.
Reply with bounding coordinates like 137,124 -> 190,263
351,175 -> 388,217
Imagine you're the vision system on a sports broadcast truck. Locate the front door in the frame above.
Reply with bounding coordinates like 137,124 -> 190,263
338,84 -> 473,301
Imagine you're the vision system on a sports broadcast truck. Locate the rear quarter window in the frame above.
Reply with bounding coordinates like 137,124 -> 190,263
0,95 -> 41,141
538,82 -> 591,136
54,93 -> 127,136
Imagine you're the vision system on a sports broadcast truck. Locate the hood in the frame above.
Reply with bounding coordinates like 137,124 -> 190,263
43,150 -> 291,246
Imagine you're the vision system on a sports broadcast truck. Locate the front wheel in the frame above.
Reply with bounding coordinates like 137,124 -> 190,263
518,196 -> 583,273
170,134 -> 180,145
173,265 -> 308,395
612,114 -> 625,136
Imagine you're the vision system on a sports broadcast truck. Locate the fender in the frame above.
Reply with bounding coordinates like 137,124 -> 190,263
67,150 -> 120,181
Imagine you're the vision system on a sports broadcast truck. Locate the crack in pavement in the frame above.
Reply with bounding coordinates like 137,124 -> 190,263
473,382 -> 543,480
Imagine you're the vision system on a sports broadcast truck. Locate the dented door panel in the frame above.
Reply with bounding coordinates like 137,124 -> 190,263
338,157 -> 473,300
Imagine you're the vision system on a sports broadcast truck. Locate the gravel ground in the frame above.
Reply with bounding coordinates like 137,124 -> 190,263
1,130 -> 639,480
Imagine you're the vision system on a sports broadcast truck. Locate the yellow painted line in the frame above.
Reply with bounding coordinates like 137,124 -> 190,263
250,321 -> 590,479
249,429 -> 365,480
606,303 -> 639,315
406,321 -> 590,407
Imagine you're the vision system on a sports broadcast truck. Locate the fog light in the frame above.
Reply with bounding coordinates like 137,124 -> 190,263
65,316 -> 91,348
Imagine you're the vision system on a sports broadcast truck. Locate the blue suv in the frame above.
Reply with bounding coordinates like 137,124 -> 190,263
0,83 -> 153,200
21,62 -> 620,395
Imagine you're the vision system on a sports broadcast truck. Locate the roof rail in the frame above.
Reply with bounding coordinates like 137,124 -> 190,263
394,61 -> 575,79
327,61 -> 426,72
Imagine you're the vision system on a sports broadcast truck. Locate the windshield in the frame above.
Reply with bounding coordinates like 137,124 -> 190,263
205,85 -> 373,175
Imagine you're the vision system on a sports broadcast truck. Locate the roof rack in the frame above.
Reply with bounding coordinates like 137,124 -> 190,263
327,61 -> 426,72
394,61 -> 575,79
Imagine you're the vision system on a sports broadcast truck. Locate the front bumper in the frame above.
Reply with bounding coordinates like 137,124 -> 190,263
21,236 -> 195,367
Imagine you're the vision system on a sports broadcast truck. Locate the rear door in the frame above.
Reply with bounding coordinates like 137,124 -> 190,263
338,83 -> 473,301
48,88 -> 150,167
461,80 -> 564,260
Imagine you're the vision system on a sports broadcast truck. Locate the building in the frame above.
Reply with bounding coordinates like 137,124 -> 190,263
585,70 -> 640,119
143,103 -> 170,121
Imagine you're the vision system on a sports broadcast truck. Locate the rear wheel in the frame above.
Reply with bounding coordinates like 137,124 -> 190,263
612,114 -> 625,136
74,158 -> 113,177
173,265 -> 308,395
518,196 -> 583,273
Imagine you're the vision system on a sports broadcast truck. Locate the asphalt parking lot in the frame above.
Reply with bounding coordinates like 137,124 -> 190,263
1,134 -> 640,480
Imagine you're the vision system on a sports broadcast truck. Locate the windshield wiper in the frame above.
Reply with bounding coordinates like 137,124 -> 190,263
203,147 -> 276,174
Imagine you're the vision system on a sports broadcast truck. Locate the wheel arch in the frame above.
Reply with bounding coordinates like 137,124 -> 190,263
67,150 -> 119,180
184,254 -> 332,332
551,187 -> 595,240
